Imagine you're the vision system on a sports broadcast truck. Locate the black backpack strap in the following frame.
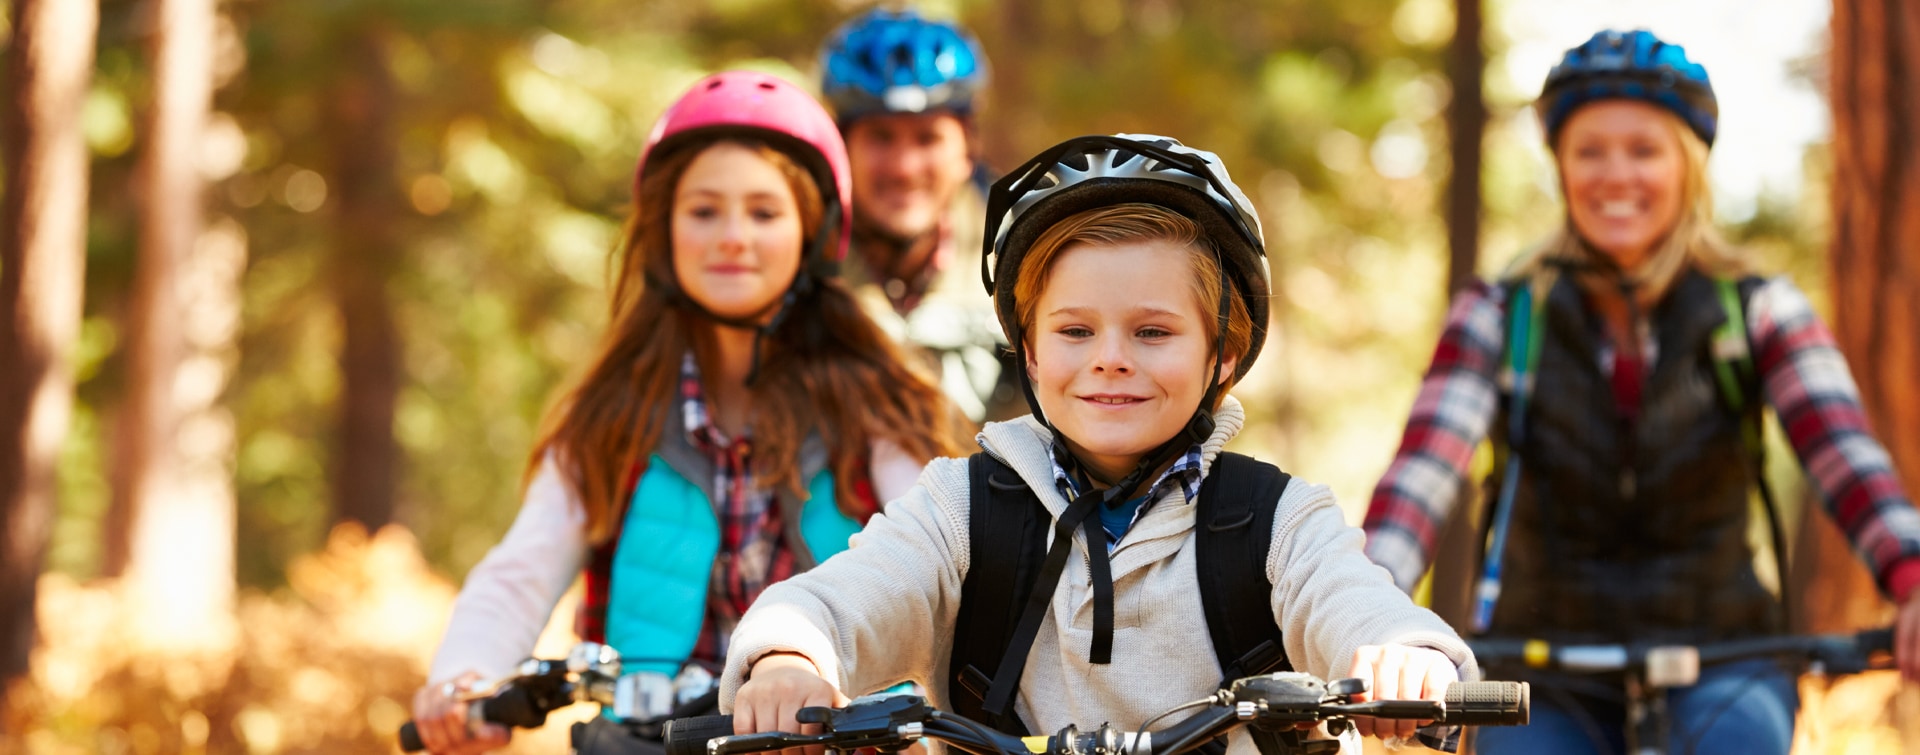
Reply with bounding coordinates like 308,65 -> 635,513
948,452 -> 1046,734
951,451 -> 1293,742
1196,452 -> 1293,755
1195,452 -> 1293,683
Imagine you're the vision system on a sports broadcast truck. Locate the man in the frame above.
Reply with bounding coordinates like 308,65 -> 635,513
821,8 -> 1018,422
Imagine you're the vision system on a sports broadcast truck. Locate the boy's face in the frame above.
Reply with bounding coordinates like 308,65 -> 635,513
1025,240 -> 1234,484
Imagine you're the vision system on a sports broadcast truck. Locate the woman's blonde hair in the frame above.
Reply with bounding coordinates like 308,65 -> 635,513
1511,106 -> 1752,295
1011,203 -> 1253,407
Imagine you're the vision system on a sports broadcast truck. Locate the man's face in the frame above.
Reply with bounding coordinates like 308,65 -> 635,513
844,111 -> 973,242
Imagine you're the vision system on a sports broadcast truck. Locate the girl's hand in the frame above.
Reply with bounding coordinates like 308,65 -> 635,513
1345,644 -> 1458,743
410,671 -> 511,754
733,652 -> 847,755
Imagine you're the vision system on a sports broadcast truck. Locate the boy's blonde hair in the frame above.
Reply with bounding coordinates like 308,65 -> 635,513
1011,203 -> 1254,408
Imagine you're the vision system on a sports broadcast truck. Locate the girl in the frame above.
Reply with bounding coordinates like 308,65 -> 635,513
1362,30 -> 1920,754
721,134 -> 1478,754
409,71 -> 966,754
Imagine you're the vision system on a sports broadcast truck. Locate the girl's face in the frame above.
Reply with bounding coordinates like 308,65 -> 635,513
1556,99 -> 1688,271
1026,240 -> 1234,484
671,142 -> 806,321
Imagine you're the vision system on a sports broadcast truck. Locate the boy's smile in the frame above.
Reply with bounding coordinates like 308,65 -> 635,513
1026,240 -> 1234,485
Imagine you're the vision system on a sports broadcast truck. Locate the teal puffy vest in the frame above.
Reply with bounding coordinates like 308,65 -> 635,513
605,455 -> 862,674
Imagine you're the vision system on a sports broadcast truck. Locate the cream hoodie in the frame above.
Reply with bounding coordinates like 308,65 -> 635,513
719,397 -> 1477,754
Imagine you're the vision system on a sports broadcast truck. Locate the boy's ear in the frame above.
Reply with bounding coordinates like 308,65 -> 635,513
1216,352 -> 1239,386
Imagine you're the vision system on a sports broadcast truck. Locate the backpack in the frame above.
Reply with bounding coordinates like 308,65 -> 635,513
947,450 -> 1294,736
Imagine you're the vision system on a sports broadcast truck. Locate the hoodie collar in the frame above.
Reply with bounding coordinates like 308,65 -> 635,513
975,395 -> 1247,518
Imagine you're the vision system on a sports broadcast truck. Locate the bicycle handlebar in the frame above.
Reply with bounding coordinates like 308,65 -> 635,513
1468,627 -> 1894,683
398,685 -> 557,752
397,651 -> 620,753
662,674 -> 1528,755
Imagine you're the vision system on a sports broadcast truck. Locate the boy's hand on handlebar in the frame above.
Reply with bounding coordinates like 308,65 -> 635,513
734,652 -> 847,755
410,671 -> 511,754
1346,645 -> 1458,743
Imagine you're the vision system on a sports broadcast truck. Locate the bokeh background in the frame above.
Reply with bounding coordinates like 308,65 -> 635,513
2,0 -> 1917,752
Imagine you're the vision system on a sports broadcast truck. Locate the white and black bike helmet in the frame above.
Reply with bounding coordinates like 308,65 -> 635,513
980,133 -> 1272,443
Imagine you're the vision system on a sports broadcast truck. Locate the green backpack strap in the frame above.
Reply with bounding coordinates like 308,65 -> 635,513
1709,276 -> 1791,627
1474,274 -> 1549,634
1709,278 -> 1756,420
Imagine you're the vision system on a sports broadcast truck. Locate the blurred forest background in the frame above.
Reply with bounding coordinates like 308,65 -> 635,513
3,0 -> 1918,752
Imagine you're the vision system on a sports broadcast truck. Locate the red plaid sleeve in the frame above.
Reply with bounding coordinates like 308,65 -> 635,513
1750,278 -> 1920,602
1362,282 -> 1507,592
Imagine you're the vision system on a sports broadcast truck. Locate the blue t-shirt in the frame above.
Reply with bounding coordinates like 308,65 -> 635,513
1098,493 -> 1152,545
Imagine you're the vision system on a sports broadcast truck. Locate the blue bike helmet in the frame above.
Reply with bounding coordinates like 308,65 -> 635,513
1537,29 -> 1718,147
820,8 -> 987,126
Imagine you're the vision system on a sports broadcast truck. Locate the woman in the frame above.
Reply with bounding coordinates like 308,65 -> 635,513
1361,29 -> 1920,754
409,71 -> 966,754
723,134 -> 1476,754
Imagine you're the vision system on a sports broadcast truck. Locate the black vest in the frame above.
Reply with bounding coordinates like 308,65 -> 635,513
1487,270 -> 1778,644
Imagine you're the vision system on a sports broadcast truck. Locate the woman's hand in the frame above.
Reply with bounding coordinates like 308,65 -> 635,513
1345,644 -> 1459,743
1896,592 -> 1920,683
410,671 -> 511,754
733,652 -> 847,755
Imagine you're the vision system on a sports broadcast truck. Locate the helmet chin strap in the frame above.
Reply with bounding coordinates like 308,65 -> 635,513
656,212 -> 842,386
1011,261 -> 1232,665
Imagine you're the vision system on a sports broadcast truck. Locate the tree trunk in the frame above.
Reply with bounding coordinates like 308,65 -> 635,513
978,1 -> 1039,171
1806,0 -> 1920,633
1443,0 -> 1484,298
326,23 -> 402,531
1807,1 -> 1920,744
0,0 -> 99,695
1425,0 -> 1487,630
116,0 -> 238,651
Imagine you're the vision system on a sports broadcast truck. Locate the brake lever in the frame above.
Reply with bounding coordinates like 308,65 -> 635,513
710,732 -> 836,755
1416,725 -> 1461,753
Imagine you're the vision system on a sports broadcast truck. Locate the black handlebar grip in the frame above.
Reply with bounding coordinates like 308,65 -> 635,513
664,714 -> 736,755
1857,627 -> 1895,654
1442,681 -> 1529,726
398,721 -> 425,752
479,685 -> 550,729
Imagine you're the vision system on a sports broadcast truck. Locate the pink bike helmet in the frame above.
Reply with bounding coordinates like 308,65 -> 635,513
636,70 -> 854,264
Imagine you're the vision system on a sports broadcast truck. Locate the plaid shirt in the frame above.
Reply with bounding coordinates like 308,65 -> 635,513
1048,442 -> 1205,550
1362,278 -> 1920,602
575,356 -> 795,664
678,355 -> 795,666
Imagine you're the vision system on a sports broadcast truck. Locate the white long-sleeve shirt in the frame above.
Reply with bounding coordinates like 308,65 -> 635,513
427,441 -> 927,684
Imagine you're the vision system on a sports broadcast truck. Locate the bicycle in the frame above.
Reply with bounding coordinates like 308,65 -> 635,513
657,671 -> 1530,755
1466,626 -> 1892,755
398,642 -> 719,754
